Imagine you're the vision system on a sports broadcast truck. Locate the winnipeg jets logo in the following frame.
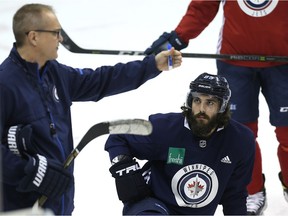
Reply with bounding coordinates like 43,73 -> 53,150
237,0 -> 279,17
171,163 -> 218,208
187,175 -> 205,197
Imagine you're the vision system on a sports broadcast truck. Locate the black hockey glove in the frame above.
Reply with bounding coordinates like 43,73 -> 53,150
7,124 -> 37,156
17,154 -> 72,199
144,31 -> 188,55
109,158 -> 151,203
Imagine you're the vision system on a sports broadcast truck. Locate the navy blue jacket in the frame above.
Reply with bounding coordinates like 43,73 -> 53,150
0,44 -> 161,215
105,112 -> 255,215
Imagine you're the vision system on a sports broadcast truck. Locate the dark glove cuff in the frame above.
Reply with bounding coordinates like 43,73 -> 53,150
169,31 -> 188,50
144,31 -> 188,55
111,155 -> 132,165
144,32 -> 172,55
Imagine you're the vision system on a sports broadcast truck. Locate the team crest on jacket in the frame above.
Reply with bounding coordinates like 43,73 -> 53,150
237,0 -> 278,17
171,163 -> 218,208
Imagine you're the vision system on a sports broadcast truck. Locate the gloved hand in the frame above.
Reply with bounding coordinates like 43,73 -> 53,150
17,154 -> 72,199
7,124 -> 37,156
144,31 -> 188,55
109,157 -> 151,202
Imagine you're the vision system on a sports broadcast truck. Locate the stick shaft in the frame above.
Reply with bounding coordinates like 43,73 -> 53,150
61,29 -> 288,62
37,119 -> 152,207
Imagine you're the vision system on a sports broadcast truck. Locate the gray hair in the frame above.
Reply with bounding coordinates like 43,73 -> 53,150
13,3 -> 55,47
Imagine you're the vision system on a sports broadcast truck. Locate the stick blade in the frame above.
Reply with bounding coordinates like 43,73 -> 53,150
109,119 -> 152,135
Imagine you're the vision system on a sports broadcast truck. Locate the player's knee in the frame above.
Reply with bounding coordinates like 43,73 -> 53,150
123,197 -> 169,215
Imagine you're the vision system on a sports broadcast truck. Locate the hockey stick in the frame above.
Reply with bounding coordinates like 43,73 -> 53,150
61,28 -> 288,62
36,119 -> 152,207
61,28 -> 145,56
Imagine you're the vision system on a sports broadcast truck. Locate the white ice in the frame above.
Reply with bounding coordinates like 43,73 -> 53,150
0,0 -> 287,215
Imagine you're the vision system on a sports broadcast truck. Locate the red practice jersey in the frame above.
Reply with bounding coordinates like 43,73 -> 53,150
175,0 -> 288,67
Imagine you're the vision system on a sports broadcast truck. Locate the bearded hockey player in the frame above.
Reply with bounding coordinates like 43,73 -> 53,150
105,72 -> 255,215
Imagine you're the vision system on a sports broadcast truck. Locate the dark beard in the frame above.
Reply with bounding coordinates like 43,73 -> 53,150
187,111 -> 219,138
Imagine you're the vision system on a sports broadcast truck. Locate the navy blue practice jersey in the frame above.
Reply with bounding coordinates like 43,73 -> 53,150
105,112 -> 255,215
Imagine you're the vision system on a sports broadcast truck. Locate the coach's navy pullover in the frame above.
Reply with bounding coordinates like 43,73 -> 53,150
0,44 -> 160,215
105,112 -> 255,215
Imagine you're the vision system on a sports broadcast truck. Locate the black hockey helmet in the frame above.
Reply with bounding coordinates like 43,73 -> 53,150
186,72 -> 231,113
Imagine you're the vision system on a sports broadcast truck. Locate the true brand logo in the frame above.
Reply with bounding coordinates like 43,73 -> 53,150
116,163 -> 140,177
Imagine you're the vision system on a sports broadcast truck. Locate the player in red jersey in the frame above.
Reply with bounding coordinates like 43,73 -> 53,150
144,0 -> 288,215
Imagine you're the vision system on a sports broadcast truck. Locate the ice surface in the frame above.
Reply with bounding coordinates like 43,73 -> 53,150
0,0 -> 287,215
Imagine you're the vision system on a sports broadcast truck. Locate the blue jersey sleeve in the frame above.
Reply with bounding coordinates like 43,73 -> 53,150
55,55 -> 161,102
